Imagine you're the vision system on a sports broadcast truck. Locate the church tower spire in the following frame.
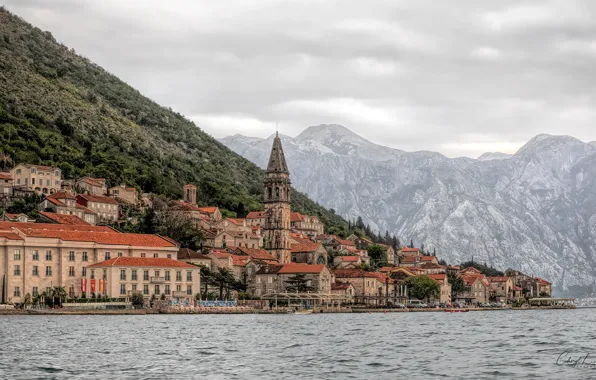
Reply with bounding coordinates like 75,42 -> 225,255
263,133 -> 292,264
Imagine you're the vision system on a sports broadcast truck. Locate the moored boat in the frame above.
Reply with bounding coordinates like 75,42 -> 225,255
444,308 -> 468,313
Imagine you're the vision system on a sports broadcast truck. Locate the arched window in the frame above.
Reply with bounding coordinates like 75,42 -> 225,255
317,255 -> 326,264
268,187 -> 272,199
276,187 -> 280,197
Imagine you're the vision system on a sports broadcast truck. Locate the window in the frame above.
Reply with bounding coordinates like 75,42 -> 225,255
14,287 -> 20,297
13,265 -> 20,276
47,179 -> 50,186
16,178 -> 20,184
104,252 -> 111,260
32,287 -> 38,297
68,286 -> 75,298
176,284 -> 181,292
187,285 -> 192,295
120,269 -> 126,280
45,266 -> 52,276
153,253 -> 159,258
13,250 -> 21,260
143,271 -> 149,281
120,284 -> 126,295
68,251 -> 75,261
132,270 -> 137,281
31,178 -> 35,185
46,250 -> 52,261
103,270 -> 107,280
117,252 -> 123,257
16,168 -> 21,175
176,271 -> 182,282
154,270 -> 160,278
90,269 -> 95,279
165,271 -> 170,281
32,265 -> 39,276
187,271 -> 192,281
165,285 -> 170,295
154,285 -> 160,295
167,254 -> 172,259
143,285 -> 149,295
141,253 -> 146,258
82,252 -> 88,261
68,266 -> 75,277
31,167 -> 36,174
82,267 -> 87,277
32,250 -> 39,261
132,284 -> 137,292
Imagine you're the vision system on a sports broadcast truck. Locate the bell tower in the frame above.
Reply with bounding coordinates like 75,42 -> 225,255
263,132 -> 292,264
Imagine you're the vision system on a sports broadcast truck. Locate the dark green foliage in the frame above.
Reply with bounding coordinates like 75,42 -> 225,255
0,9 -> 347,232
285,274 -> 314,293
367,244 -> 385,267
131,292 -> 144,306
460,261 -> 504,277
403,275 -> 440,302
447,272 -> 466,298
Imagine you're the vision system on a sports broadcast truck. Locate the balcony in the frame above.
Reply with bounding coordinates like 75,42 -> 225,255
172,291 -> 187,298
150,276 -> 165,284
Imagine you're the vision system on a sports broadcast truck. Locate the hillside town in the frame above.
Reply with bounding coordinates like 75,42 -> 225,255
0,135 -> 555,311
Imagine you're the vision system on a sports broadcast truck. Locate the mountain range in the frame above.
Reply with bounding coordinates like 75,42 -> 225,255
220,124 -> 596,293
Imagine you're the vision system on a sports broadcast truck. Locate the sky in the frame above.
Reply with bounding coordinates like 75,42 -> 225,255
4,0 -> 596,158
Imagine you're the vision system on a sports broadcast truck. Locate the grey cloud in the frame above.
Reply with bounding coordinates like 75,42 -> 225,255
3,0 -> 596,157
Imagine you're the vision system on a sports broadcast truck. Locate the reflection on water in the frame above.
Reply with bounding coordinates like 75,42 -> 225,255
0,309 -> 595,379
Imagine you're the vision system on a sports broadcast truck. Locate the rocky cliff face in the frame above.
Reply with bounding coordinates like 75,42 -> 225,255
220,125 -> 596,290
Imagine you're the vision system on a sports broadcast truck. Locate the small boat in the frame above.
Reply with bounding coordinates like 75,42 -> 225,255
294,309 -> 314,315
444,308 -> 468,313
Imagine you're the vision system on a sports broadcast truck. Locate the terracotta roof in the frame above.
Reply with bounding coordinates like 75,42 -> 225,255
331,282 -> 353,290
172,200 -> 201,211
401,256 -> 436,263
0,221 -> 112,232
178,248 -> 211,261
489,276 -> 510,283
255,264 -> 283,275
338,255 -> 360,262
333,269 -> 378,278
290,241 -> 320,253
290,212 -> 305,222
536,277 -> 551,285
198,207 -> 219,214
89,257 -> 195,268
0,172 -> 12,180
246,211 -> 265,219
460,274 -> 489,287
235,247 -> 277,261
15,164 -> 59,171
368,272 -> 392,283
231,255 -> 250,266
336,238 -> 355,246
210,251 -> 232,259
428,273 -> 447,281
3,213 -> 18,219
183,184 -> 197,189
460,267 -> 482,274
379,266 -> 396,273
77,194 -> 119,205
226,218 -> 245,226
0,232 -> 24,240
400,247 -> 420,252
278,264 -> 326,274
15,228 -> 176,247
39,211 -> 89,225
512,286 -> 523,291
47,192 -> 76,200
78,177 -> 106,187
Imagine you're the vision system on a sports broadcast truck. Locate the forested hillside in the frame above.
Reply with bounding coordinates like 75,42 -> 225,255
0,8 -> 346,230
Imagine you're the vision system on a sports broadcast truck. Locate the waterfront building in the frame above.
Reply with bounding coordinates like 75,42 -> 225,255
10,164 -> 62,195
289,238 -> 327,265
252,263 -> 331,297
331,281 -> 355,303
0,221 -> 179,304
262,133 -> 292,264
87,257 -> 199,301
488,276 -> 514,303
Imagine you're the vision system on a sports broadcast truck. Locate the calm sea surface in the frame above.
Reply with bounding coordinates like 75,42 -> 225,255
1,309 -> 595,379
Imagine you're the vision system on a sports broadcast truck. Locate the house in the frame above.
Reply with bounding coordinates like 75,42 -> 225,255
346,234 -> 374,250
418,262 -> 447,275
333,255 -> 362,268
233,247 -> 277,263
0,172 -> 13,195
378,244 -> 396,265
400,255 -> 439,267
0,212 -> 35,223
210,218 -> 262,249
38,211 -> 89,225
290,212 -> 325,237
398,247 -> 421,259
504,269 -> 552,298
246,211 -> 265,228
109,185 -> 139,205
427,273 -> 452,304
76,194 -> 120,224
252,263 -> 332,297
39,192 -> 97,225
198,207 -> 222,223
535,277 -> 552,297
333,268 -> 386,304
290,239 -> 327,264
0,221 -> 179,302
87,257 -> 199,301
177,248 -> 213,270
322,235 -> 356,253
331,281 -> 355,303
10,164 -> 62,194
76,177 -> 107,196
488,276 -> 514,303
457,273 -> 489,305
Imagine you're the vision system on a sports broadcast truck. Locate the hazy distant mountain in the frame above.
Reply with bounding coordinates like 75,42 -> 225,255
477,152 -> 512,161
590,141 -> 596,147
220,125 -> 596,291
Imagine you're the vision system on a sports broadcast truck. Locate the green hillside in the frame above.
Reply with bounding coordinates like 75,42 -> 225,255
0,7 -> 347,230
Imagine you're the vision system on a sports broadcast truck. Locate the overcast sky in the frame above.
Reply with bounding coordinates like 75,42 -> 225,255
5,0 -> 596,157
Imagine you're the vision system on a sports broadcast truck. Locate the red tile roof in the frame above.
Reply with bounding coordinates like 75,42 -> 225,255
401,255 -> 436,263
39,211 -> 89,225
400,247 -> 420,252
17,164 -> 59,171
338,255 -> 360,262
333,269 -> 378,278
226,218 -> 245,226
89,257 -> 196,268
0,172 -> 12,180
78,177 -> 106,187
489,276 -> 510,283
178,248 -> 211,261
336,238 -> 355,246
536,277 -> 551,285
278,264 -> 326,274
198,207 -> 219,214
512,286 -> 523,291
290,212 -> 305,222
172,200 -> 201,211
235,247 -> 277,261
0,232 -> 24,240
428,273 -> 447,281
47,192 -> 76,200
77,194 -> 119,205
246,211 -> 265,219
290,241 -> 320,253
379,266 -> 396,273
231,255 -> 250,266
0,221 -> 112,232
13,227 -> 176,247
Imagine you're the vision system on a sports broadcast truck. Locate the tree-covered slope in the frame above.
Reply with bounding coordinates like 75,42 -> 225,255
0,8 -> 346,229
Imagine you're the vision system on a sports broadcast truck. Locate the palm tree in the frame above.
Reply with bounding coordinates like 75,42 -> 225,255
0,151 -> 12,170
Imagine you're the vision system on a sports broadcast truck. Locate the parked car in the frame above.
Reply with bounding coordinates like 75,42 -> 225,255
427,302 -> 440,308
407,300 -> 427,308
394,303 -> 406,309
438,303 -> 448,308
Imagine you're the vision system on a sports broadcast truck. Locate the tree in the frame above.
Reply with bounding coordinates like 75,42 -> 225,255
409,239 -> 414,248
285,274 -> 314,293
460,261 -> 504,277
0,151 -> 12,170
403,275 -> 440,302
131,292 -> 144,307
212,267 -> 236,300
367,245 -> 385,267
447,272 -> 466,298
23,293 -> 32,308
